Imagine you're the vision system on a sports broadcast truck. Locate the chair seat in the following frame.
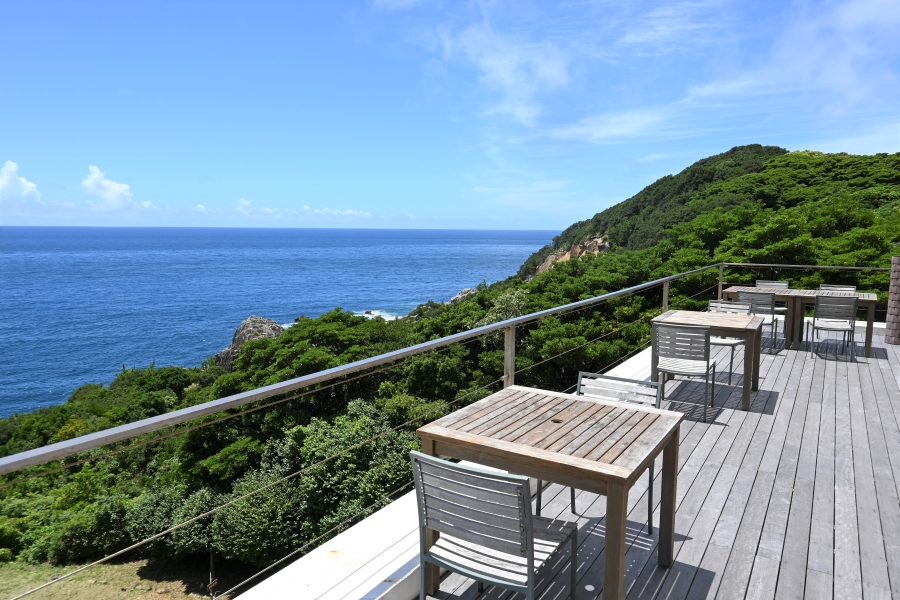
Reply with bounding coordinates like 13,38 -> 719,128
710,336 -> 745,347
757,314 -> 783,324
657,356 -> 716,376
812,319 -> 854,332
429,516 -> 577,586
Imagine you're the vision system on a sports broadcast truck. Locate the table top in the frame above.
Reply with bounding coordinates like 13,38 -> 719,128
653,309 -> 764,332
417,385 -> 683,485
723,286 -> 877,302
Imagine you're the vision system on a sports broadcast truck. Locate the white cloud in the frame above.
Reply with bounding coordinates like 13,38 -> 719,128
617,1 -> 730,52
550,109 -> 666,143
687,0 -> 900,112
194,204 -> 208,214
81,166 -> 143,211
438,24 -> 569,126
472,178 -> 573,210
314,207 -> 373,218
237,198 -> 252,216
0,161 -> 41,203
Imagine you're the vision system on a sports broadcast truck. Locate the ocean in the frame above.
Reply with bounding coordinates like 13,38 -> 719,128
0,227 -> 556,418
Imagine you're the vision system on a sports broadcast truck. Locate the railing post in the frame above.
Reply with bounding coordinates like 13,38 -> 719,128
503,326 -> 516,388
662,280 -> 669,312
718,264 -> 724,300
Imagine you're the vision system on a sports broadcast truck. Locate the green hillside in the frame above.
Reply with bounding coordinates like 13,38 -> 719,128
519,146 -> 898,276
0,147 -> 897,584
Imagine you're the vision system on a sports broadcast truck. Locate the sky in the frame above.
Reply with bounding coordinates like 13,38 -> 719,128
1,0 -> 898,230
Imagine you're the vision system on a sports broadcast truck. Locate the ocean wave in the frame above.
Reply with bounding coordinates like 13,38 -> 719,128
354,309 -> 400,321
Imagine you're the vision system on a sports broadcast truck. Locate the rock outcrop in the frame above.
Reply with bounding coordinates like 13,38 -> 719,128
536,237 -> 609,274
450,288 -> 477,304
215,315 -> 284,372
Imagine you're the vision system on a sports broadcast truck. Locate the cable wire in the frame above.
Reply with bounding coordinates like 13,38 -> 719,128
213,479 -> 416,599
10,377 -> 505,599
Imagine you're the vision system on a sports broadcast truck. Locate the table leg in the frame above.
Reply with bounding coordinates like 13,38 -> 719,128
865,302 -> 875,358
604,480 -> 629,599
793,299 -> 807,350
753,325 -> 761,392
741,329 -> 754,411
658,426 -> 679,567
420,437 -> 441,596
783,297 -> 795,349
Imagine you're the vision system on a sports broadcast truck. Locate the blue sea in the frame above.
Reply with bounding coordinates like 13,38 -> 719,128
0,227 -> 556,418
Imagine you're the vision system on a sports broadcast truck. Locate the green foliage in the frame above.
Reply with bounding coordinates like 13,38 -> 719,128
0,146 -> 896,572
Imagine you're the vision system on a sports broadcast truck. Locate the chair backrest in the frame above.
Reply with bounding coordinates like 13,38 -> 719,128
813,295 -> 858,322
410,451 -> 533,561
708,300 -> 752,315
737,291 -> 776,315
820,284 -> 857,292
756,280 -> 789,288
576,372 -> 662,408
653,323 -> 710,362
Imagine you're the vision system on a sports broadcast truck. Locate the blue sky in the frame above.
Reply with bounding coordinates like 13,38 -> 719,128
1,0 -> 898,229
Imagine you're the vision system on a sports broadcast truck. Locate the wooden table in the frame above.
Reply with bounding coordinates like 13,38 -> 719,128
651,310 -> 764,411
417,385 -> 683,600
722,286 -> 878,357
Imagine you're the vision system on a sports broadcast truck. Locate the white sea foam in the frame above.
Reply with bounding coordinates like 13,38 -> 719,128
354,310 -> 400,321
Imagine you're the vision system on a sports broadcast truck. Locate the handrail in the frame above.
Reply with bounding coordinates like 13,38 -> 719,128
721,262 -> 890,272
1,260 -> 891,476
0,263 -> 720,476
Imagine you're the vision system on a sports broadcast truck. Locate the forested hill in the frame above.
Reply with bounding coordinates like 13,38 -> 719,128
518,146 -> 899,277
0,147 -> 897,580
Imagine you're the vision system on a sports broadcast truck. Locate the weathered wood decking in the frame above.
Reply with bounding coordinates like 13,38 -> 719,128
430,328 -> 900,600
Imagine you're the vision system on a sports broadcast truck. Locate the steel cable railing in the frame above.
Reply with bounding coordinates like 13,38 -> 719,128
0,263 -> 723,477
0,333 -> 490,489
8,375 -> 507,599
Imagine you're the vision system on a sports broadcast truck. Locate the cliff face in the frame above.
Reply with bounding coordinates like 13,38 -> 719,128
536,237 -> 608,274
215,315 -> 284,372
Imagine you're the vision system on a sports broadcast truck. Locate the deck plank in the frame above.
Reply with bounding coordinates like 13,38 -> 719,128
422,332 -> 897,600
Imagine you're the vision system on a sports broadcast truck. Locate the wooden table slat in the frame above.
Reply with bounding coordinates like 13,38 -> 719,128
438,388 -> 525,430
464,391 -> 546,435
538,403 -> 616,451
509,399 -> 602,447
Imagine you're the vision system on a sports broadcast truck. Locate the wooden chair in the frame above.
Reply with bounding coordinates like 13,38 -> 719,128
820,284 -> 857,292
806,295 -> 859,359
755,280 -> 789,314
737,290 -> 783,343
708,300 -> 751,384
535,373 -> 661,535
410,451 -> 578,600
654,322 -> 716,422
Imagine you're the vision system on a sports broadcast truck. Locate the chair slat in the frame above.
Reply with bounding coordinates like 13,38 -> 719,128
423,484 -> 522,519
756,280 -> 789,288
820,284 -> 856,292
419,459 -> 521,496
424,493 -> 522,528
425,514 -> 524,556
419,471 -> 518,506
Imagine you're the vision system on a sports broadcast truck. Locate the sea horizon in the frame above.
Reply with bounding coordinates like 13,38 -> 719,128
0,226 -> 557,418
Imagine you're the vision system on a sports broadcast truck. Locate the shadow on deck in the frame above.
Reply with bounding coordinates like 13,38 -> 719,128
430,329 -> 900,600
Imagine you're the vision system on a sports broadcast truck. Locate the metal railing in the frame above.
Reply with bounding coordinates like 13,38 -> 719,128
0,261 -> 890,477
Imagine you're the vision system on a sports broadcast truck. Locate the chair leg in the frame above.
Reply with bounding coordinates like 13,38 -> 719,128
419,555 -> 427,600
728,346 -> 734,385
477,581 -> 484,593
536,480 -> 542,516
703,373 -> 708,423
571,487 -> 576,514
570,530 -> 578,600
648,462 -> 654,536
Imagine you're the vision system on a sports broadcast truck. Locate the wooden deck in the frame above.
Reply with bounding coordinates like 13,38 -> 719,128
429,327 -> 900,600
